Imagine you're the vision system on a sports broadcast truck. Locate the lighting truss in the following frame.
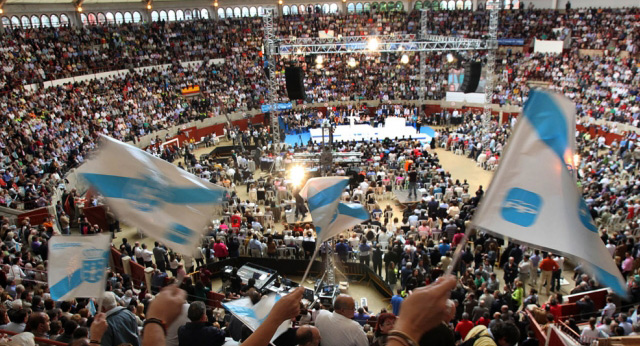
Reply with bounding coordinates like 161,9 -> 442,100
276,34 -> 488,55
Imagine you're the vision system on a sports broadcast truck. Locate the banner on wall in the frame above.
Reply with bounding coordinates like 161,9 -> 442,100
498,38 -> 525,46
533,39 -> 564,54
261,103 -> 293,112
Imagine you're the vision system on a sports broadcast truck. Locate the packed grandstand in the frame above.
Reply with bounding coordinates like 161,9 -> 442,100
0,2 -> 638,346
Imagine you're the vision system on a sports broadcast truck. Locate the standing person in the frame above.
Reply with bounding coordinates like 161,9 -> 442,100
372,244 -> 383,277
153,242 -> 168,272
518,255 -> 532,294
213,239 -> 229,261
407,166 -> 418,200
503,257 -> 518,288
538,253 -> 559,295
359,239 -> 372,266
391,289 -> 404,316
134,242 -> 144,265
551,255 -> 564,292
141,244 -> 154,268
529,250 -> 541,286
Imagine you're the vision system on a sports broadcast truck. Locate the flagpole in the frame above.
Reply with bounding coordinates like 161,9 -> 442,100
300,245 -> 321,285
444,229 -> 470,277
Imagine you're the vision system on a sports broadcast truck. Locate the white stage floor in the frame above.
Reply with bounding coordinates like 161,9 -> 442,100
310,117 -> 430,144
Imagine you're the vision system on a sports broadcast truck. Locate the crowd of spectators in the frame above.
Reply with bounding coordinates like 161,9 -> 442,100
0,6 -> 637,214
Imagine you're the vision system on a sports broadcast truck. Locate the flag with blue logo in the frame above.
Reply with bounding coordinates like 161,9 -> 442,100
299,177 -> 369,247
77,136 -> 226,255
223,293 -> 289,341
48,234 -> 111,301
472,89 -> 627,297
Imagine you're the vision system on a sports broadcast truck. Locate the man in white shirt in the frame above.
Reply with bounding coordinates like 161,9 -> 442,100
141,244 -> 154,267
315,295 -> 368,346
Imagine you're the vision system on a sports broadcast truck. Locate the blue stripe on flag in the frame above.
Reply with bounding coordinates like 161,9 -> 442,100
307,180 -> 349,212
523,90 -> 569,163
222,304 -> 258,320
591,264 -> 627,297
80,173 -> 225,205
337,202 -> 370,221
50,269 -> 82,301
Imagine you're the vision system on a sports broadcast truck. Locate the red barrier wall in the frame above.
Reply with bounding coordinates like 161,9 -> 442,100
17,207 -> 51,226
83,205 -> 108,231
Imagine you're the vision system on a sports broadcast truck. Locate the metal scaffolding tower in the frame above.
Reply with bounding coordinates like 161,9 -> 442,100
418,10 -> 428,101
482,1 -> 500,140
262,7 -> 281,144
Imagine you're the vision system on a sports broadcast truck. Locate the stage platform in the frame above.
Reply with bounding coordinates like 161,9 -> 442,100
393,190 -> 424,204
309,117 -> 431,144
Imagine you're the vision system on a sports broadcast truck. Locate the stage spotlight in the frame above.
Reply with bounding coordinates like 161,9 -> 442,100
397,45 -> 403,51
316,55 -> 323,64
400,54 -> 409,64
367,37 -> 379,51
316,63 -> 323,69
348,57 -> 357,67
446,53 -> 454,62
289,166 -> 306,187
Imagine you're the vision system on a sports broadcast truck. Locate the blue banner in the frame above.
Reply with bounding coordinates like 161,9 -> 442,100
261,103 -> 293,112
498,38 -> 525,46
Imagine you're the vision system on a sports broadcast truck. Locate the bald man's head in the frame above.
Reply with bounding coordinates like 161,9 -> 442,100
333,295 -> 356,319
296,325 -> 321,346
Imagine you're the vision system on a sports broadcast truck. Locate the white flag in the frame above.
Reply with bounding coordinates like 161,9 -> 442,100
300,177 -> 369,246
223,293 -> 290,342
48,234 -> 111,301
77,136 -> 226,255
473,89 -> 627,297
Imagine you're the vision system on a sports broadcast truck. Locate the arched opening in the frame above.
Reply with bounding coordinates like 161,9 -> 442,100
97,13 -> 106,25
125,12 -> 135,23
291,5 -> 299,14
60,14 -> 70,26
356,3 -> 363,12
218,8 -> 225,18
105,12 -> 114,24
168,10 -> 176,21
133,11 -> 141,22
364,2 -> 371,11
226,8 -> 233,18
282,5 -> 290,15
415,1 -> 423,10
241,7 -> 249,17
322,4 -> 330,13
40,15 -> 50,27
233,7 -> 241,17
30,15 -> 40,28
184,9 -> 192,20
395,1 -> 404,10
10,16 -> 20,28
176,10 -> 184,21
464,0 -> 472,9
330,3 -> 339,13
456,0 -> 463,9
87,13 -> 97,25
250,7 -> 257,16
347,3 -> 355,12
50,14 -> 60,27
150,11 -> 159,22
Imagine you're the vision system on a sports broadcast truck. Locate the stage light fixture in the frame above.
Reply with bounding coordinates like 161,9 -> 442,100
367,37 -> 379,51
348,57 -> 357,67
446,53 -> 454,62
278,0 -> 283,4
289,166 -> 306,187
146,3 -> 152,10
0,9 -> 4,14
77,6 -> 83,12
315,55 -> 323,64
401,54 -> 409,64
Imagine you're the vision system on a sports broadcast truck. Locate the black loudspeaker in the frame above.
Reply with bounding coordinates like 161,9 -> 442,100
285,67 -> 306,100
461,61 -> 482,93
